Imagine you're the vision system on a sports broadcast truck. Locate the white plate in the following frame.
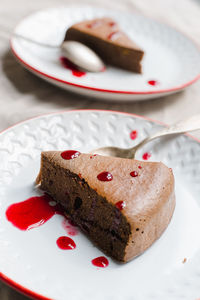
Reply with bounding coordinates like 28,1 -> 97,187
0,110 -> 200,300
11,5 -> 200,102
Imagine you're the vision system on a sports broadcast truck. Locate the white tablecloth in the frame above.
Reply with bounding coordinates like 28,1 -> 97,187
0,0 -> 200,299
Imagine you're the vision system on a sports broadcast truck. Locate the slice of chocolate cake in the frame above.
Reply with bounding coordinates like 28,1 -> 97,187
36,150 -> 175,262
64,17 -> 144,73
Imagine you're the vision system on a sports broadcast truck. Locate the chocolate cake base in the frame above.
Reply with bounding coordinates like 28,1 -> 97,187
39,154 -> 131,261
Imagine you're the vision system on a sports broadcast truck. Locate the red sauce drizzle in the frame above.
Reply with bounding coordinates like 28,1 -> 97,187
87,20 -> 103,29
56,236 -> 76,250
130,171 -> 138,177
142,152 -> 151,160
115,201 -> 126,210
97,171 -> 113,181
62,219 -> 78,236
60,57 -> 86,77
108,21 -> 116,27
90,154 -> 97,159
61,150 -> 81,160
107,31 -> 121,41
130,130 -> 138,140
148,80 -> 159,86
92,256 -> 109,268
6,194 -> 61,230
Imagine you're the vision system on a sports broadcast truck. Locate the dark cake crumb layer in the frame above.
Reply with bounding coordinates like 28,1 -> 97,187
40,155 -> 131,261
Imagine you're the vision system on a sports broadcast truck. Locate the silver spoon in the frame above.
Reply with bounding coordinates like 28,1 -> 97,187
91,114 -> 200,159
11,32 -> 105,72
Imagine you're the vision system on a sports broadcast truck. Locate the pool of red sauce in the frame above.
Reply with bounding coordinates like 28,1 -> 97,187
148,80 -> 159,86
60,57 -> 86,77
6,194 -> 63,230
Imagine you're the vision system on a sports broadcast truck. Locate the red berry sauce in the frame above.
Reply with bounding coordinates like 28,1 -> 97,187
108,21 -> 116,27
115,201 -> 126,210
148,80 -> 159,86
142,152 -> 151,160
90,154 -> 97,159
87,20 -> 102,29
97,172 -> 113,181
92,256 -> 109,268
107,31 -> 121,41
62,219 -> 78,236
56,236 -> 76,250
61,150 -> 81,160
60,57 -> 86,77
6,194 -> 61,231
138,166 -> 142,169
130,130 -> 138,140
130,171 -> 138,177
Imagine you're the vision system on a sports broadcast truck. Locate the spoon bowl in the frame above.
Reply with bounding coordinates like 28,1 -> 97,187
61,41 -> 105,72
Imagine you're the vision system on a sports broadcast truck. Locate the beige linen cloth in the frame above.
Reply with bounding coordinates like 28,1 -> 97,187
0,0 -> 200,299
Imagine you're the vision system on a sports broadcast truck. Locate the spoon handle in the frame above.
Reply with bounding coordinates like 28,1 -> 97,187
133,114 -> 200,154
1,26 -> 60,48
13,32 -> 60,48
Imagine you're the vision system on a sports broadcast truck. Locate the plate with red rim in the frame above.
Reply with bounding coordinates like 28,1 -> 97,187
0,109 -> 200,300
10,5 -> 200,102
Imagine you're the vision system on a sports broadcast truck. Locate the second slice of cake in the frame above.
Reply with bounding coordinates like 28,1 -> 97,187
64,17 -> 144,73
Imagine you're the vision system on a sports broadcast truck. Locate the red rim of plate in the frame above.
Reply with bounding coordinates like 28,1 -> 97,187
10,38 -> 200,96
0,109 -> 200,300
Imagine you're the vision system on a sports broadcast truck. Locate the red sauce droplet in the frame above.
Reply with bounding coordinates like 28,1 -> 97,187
142,152 -> 151,160
108,21 -> 116,27
61,150 -> 81,160
130,130 -> 138,140
148,80 -> 159,86
87,20 -> 103,29
92,256 -> 109,268
60,57 -> 86,77
115,201 -> 126,210
130,171 -> 138,177
56,236 -> 76,250
107,31 -> 121,41
90,154 -> 97,159
138,166 -> 142,169
62,219 -> 78,236
97,172 -> 113,181
6,194 -> 60,230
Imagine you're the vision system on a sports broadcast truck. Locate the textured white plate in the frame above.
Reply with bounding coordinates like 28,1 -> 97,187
11,5 -> 200,101
0,110 -> 200,300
